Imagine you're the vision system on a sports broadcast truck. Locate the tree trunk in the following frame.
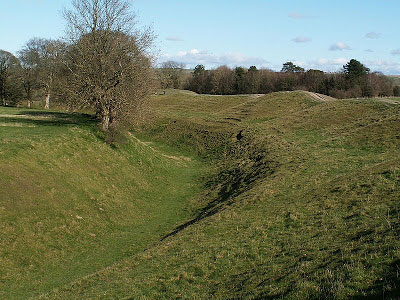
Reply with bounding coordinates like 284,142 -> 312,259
101,113 -> 110,131
44,93 -> 50,109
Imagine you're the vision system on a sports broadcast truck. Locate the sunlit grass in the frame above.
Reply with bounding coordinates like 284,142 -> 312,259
1,90 -> 400,299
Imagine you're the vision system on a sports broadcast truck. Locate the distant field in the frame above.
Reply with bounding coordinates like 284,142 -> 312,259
1,91 -> 400,299
388,75 -> 400,85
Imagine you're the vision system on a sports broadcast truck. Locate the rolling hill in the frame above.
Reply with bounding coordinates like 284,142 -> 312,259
1,91 -> 400,299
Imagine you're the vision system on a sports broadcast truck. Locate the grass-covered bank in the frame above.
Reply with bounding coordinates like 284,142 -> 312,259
0,107 -> 207,299
35,91 -> 400,300
1,90 -> 400,299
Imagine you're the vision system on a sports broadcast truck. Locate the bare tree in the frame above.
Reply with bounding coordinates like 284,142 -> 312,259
18,41 -> 41,109
157,61 -> 185,92
211,66 -> 234,95
18,38 -> 66,109
0,50 -> 21,106
62,0 -> 154,135
39,39 -> 66,109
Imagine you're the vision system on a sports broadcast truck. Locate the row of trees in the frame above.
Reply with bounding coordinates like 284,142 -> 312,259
0,50 -> 21,106
155,61 -> 188,91
0,0 -> 154,139
1,0 -> 399,140
168,60 -> 398,98
0,39 -> 66,109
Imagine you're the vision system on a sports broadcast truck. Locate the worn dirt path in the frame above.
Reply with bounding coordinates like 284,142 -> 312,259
302,91 -> 336,102
129,133 -> 192,164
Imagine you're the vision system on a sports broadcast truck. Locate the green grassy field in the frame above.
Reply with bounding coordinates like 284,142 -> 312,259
1,91 -> 400,299
0,106 -> 206,299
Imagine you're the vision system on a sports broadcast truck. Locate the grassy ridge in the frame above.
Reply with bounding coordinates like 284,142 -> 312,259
1,91 -> 400,299
0,107 -> 206,299
32,91 -> 400,299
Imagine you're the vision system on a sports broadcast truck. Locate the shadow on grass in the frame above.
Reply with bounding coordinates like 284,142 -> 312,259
351,259 -> 400,300
0,110 -> 98,131
161,140 -> 277,241
0,109 -> 106,142
18,110 -> 96,126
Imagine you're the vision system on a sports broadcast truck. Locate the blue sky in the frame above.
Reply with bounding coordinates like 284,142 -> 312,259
1,0 -> 400,73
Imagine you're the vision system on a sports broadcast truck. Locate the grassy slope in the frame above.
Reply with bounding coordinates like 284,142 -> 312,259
32,91 -> 400,299
0,107 -> 206,299
1,91 -> 400,299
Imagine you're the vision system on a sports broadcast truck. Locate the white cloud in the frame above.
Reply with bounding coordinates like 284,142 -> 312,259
166,36 -> 184,42
288,12 -> 314,19
329,42 -> 351,51
314,58 -> 349,66
293,60 -> 306,67
300,58 -> 400,74
391,49 -> 400,55
159,51 -> 400,75
364,32 -> 381,39
365,49 -> 374,53
160,49 -> 269,68
292,36 -> 311,43
286,58 -> 349,72
332,58 -> 349,65
364,59 -> 400,74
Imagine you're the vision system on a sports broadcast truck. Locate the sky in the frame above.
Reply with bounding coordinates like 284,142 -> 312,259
1,0 -> 400,74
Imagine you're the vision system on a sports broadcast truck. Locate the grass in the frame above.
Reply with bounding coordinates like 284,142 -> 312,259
385,97 -> 400,102
1,91 -> 400,299
0,107 -> 207,299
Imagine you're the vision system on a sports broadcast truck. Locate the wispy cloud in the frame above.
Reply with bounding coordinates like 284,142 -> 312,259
314,58 -> 349,66
292,36 -> 311,43
364,32 -> 381,39
364,59 -> 400,74
288,12 -> 315,19
166,36 -> 184,42
294,58 -> 400,75
391,49 -> 400,55
365,49 -> 374,53
22,0 -> 42,3
159,49 -> 269,68
275,58 -> 348,73
329,42 -> 351,51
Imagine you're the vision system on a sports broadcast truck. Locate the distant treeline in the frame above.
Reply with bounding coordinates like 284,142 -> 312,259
158,60 -> 400,98
2,50 -> 399,111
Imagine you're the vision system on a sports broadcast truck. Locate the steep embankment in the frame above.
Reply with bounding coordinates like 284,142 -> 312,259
0,107 -> 207,299
30,91 -> 400,299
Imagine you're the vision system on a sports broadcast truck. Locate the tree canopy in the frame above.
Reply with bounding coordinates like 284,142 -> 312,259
157,61 -> 186,90
62,0 -> 154,138
281,61 -> 305,73
0,50 -> 22,106
343,59 -> 370,79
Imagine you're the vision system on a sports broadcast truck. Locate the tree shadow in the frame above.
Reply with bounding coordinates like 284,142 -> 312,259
19,110 -> 97,126
350,259 -> 400,300
0,109 -> 97,129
